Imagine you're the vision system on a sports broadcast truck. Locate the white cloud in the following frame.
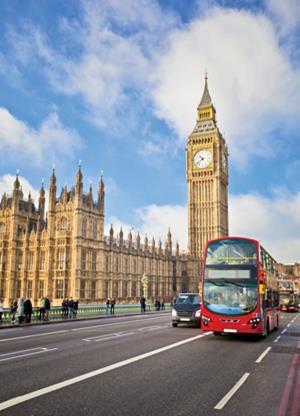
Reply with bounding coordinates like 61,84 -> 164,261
229,192 -> 300,263
152,6 -> 300,165
266,0 -> 300,34
0,108 -> 81,165
6,0 -> 178,131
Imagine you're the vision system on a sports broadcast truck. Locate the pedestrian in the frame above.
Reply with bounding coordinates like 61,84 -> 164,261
140,296 -> 146,313
106,298 -> 110,316
74,300 -> 79,318
10,299 -> 17,323
161,298 -> 165,310
17,298 -> 25,324
0,300 -> 4,323
62,299 -> 68,318
24,298 -> 32,323
110,298 -> 115,315
44,296 -> 51,321
39,297 -> 45,320
154,299 -> 159,311
68,297 -> 74,318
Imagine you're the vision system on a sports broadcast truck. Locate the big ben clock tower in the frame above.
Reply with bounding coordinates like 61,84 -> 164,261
187,74 -> 229,259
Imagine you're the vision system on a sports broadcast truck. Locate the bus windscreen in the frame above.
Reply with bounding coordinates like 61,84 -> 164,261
205,239 -> 257,266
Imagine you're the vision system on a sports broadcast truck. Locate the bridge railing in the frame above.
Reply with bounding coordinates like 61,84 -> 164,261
0,303 -> 170,325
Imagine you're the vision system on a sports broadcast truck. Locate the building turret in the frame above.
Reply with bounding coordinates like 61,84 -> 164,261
97,175 -> 105,215
152,237 -> 156,254
109,224 -> 114,245
165,228 -> 172,254
119,227 -> 123,248
144,235 -> 148,251
75,162 -> 83,198
49,168 -> 57,213
12,171 -> 23,210
136,232 -> 141,251
88,183 -> 93,207
176,241 -> 180,256
128,229 -> 133,249
38,181 -> 45,220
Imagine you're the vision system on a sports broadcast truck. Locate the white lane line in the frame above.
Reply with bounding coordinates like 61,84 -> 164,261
137,325 -> 162,332
255,347 -> 272,363
0,316 -> 168,343
83,332 -> 135,342
71,316 -> 166,332
281,328 -> 287,334
274,336 -> 281,343
0,332 -> 211,411
0,347 -> 44,357
0,330 -> 68,343
214,372 -> 250,410
287,323 -> 291,327
0,348 -> 57,363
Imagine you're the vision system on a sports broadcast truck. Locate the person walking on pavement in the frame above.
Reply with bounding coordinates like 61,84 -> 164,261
68,297 -> 75,318
44,296 -> 51,321
24,298 -> 32,323
74,299 -> 79,318
39,297 -> 45,320
17,298 -> 25,324
0,300 -> 4,324
62,299 -> 68,318
140,296 -> 146,313
110,298 -> 115,315
10,299 -> 17,323
106,298 -> 110,316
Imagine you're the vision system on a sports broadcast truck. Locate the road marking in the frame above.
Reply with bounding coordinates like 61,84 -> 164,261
0,347 -> 57,363
137,325 -> 163,332
71,315 -> 166,332
281,328 -> 287,334
255,347 -> 272,363
214,372 -> 250,410
274,336 -> 281,343
0,316 -> 168,343
0,332 -> 211,411
278,354 -> 299,416
0,330 -> 68,343
287,323 -> 291,327
83,332 -> 135,342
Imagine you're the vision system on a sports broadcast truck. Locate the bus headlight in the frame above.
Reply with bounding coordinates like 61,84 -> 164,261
195,309 -> 201,317
172,309 -> 177,317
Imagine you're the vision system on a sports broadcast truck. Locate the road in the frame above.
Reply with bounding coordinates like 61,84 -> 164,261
0,312 -> 299,416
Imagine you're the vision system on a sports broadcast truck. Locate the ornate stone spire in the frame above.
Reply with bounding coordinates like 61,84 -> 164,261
198,71 -> 212,108
98,173 -> 105,214
75,161 -> 83,195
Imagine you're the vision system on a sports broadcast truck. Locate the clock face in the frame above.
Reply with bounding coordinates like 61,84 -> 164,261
193,149 -> 212,169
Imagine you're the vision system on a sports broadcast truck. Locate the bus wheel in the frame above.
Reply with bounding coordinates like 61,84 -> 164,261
274,316 -> 279,330
213,331 -> 222,336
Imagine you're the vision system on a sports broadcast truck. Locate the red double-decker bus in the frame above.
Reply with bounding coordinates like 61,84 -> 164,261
201,237 -> 280,337
279,280 -> 299,312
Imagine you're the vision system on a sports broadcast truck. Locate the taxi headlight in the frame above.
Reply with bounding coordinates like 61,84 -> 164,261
195,309 -> 201,317
172,309 -> 177,317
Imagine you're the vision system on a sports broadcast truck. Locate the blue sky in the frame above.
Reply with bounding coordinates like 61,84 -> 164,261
0,0 -> 300,263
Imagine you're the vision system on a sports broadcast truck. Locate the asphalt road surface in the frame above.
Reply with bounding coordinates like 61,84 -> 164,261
0,312 -> 299,416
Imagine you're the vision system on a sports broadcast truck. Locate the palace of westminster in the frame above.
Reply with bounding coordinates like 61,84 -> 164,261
0,77 -> 299,306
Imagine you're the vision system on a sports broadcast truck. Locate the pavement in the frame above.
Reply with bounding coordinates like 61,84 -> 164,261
0,311 -> 299,415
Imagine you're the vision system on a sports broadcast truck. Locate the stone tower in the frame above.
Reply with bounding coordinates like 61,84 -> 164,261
186,74 -> 229,259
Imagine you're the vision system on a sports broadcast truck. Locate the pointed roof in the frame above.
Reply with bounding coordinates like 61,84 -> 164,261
198,72 -> 212,108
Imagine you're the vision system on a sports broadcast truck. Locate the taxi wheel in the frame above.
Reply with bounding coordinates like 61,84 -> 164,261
213,331 -> 222,336
172,323 -> 178,327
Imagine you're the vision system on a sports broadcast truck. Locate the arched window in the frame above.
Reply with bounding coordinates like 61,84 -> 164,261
93,221 -> 97,240
0,223 -> 5,234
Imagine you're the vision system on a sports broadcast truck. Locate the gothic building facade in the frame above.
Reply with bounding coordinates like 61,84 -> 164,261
0,166 -> 199,306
